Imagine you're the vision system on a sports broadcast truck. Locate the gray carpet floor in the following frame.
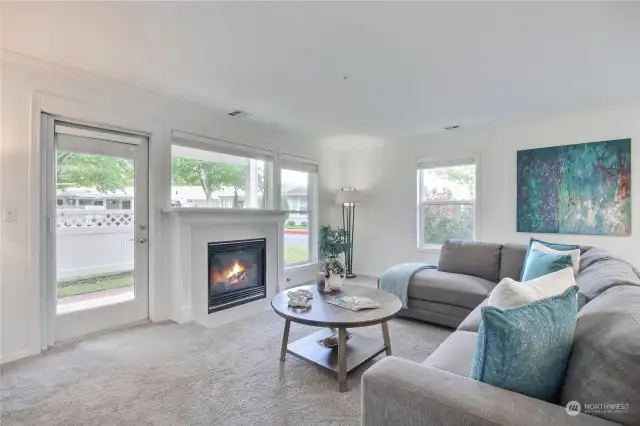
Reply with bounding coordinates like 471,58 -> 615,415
1,310 -> 452,426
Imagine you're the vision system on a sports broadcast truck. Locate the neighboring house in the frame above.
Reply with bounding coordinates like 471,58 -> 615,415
57,187 -> 134,210
58,186 -> 250,210
281,184 -> 309,226
281,185 -> 308,211
171,185 -> 247,208
171,185 -> 305,220
56,187 -> 134,229
58,185 -> 307,224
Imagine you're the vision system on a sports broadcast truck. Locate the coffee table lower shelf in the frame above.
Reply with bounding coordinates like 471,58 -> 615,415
286,328 -> 388,377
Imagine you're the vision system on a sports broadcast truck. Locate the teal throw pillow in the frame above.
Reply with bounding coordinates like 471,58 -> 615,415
469,286 -> 579,402
521,238 -> 579,280
521,249 -> 573,281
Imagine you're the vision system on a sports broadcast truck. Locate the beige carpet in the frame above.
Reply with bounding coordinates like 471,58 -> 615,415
1,310 -> 452,426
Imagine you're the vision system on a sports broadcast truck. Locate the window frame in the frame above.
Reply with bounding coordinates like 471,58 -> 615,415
417,156 -> 478,250
280,154 -> 319,269
170,133 -> 274,210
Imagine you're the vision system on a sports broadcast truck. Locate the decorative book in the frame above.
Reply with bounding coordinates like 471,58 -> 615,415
327,296 -> 381,311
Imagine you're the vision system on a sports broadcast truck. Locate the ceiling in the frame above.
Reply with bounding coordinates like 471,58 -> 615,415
2,2 -> 640,139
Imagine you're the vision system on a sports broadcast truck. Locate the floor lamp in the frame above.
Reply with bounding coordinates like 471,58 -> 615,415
336,188 -> 363,279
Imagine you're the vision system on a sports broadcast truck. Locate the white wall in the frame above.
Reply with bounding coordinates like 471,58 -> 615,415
325,100 -> 640,277
318,139 -> 385,232
0,52 -> 319,362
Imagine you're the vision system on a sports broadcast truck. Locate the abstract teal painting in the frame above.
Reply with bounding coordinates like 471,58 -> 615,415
517,139 -> 631,235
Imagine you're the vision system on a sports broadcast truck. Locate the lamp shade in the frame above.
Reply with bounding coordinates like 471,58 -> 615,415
336,189 -> 364,205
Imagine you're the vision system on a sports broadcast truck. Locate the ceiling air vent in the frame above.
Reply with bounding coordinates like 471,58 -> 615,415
442,124 -> 460,131
228,109 -> 251,118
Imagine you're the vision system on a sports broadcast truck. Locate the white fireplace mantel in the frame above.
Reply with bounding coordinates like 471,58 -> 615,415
162,208 -> 288,327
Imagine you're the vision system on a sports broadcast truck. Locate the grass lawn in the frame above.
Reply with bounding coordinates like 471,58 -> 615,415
285,225 -> 308,230
284,246 -> 309,264
57,270 -> 134,298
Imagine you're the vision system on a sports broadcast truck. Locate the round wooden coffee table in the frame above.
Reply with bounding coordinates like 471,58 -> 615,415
271,284 -> 402,392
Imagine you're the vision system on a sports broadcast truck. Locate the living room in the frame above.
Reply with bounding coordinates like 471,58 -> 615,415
1,2 -> 639,426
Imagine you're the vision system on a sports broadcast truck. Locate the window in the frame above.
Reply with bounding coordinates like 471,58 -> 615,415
418,157 -> 476,247
281,154 -> 318,267
170,142 -> 272,209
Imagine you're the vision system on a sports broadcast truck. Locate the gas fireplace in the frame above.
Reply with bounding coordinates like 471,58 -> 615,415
208,238 -> 266,313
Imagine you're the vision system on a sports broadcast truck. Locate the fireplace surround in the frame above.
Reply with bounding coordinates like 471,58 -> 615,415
208,238 -> 267,313
164,208 -> 291,326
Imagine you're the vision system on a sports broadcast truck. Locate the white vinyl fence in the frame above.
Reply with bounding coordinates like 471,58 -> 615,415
56,209 -> 134,279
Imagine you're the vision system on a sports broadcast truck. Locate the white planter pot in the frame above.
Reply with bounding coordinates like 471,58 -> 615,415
327,273 -> 345,290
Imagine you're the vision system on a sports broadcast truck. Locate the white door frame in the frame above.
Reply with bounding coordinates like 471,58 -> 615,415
31,92 -> 164,355
33,91 -> 160,355
42,114 -> 151,343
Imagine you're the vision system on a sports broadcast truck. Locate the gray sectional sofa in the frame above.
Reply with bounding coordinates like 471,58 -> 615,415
399,240 -> 590,328
364,241 -> 640,426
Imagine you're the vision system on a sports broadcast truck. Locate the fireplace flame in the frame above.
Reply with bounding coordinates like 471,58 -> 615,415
211,258 -> 250,289
227,259 -> 245,279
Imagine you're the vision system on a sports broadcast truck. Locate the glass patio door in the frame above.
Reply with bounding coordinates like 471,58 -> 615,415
46,119 -> 149,343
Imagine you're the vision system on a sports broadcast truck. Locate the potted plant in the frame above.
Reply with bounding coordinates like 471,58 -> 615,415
319,225 -> 350,290
324,257 -> 346,290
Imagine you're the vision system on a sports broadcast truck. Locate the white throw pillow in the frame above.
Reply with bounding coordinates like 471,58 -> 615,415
488,267 -> 576,309
526,266 -> 576,298
488,278 -> 540,309
530,241 -> 580,276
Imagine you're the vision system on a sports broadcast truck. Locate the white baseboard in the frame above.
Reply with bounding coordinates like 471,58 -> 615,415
1,349 -> 33,364
352,272 -> 380,279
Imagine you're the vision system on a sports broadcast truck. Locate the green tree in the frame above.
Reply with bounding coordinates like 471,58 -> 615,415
434,166 -> 475,192
57,152 -> 134,193
171,157 -> 246,203
422,165 -> 475,244
423,187 -> 474,244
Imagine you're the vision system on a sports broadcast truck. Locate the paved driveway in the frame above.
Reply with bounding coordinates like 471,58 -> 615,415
284,233 -> 308,248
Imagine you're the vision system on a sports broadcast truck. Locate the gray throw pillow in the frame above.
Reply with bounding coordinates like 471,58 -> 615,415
438,240 -> 502,283
577,248 -> 640,301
